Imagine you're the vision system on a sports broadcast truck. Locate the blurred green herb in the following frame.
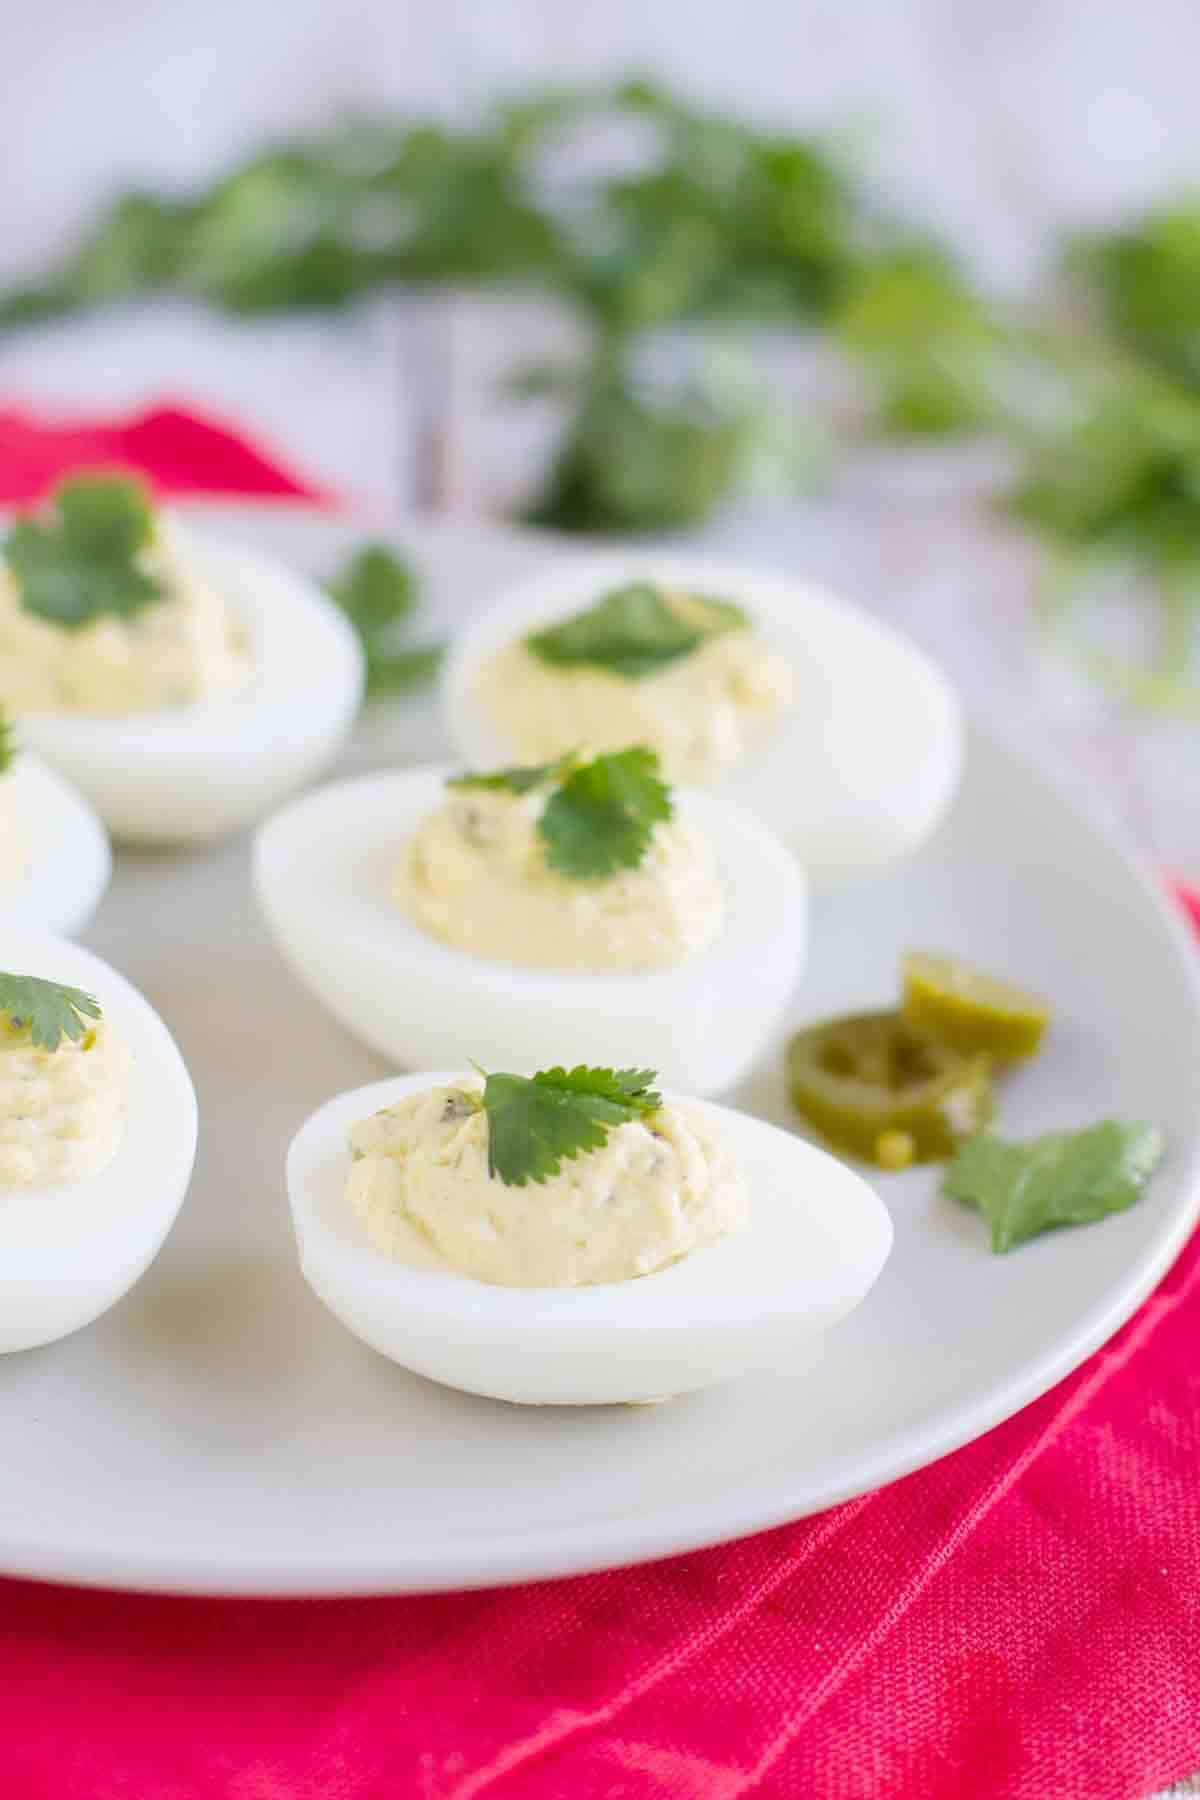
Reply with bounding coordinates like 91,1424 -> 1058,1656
833,246 -> 1003,438
1003,347 -> 1200,712
1067,199 -> 1200,388
8,81 -> 1200,710
0,83 -> 922,533
326,542 -> 442,698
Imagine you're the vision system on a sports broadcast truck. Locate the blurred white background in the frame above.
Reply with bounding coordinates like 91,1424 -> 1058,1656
5,0 -> 1200,288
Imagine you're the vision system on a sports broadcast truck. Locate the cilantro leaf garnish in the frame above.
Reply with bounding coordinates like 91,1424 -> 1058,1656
446,747 -> 672,878
0,707 -> 14,775
326,543 -> 443,699
540,747 -> 672,877
945,1120 -> 1164,1254
5,473 -> 163,630
526,582 -> 747,679
0,972 -> 102,1052
480,1064 -> 662,1186
448,755 -> 571,796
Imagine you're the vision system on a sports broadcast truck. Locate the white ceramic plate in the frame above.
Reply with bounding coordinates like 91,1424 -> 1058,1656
2,501 -> 1197,1596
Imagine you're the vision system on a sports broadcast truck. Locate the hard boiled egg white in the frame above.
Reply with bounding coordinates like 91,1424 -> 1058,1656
254,765 -> 808,1095
288,1072 -> 893,1405
0,926 -> 198,1353
0,754 -> 110,935
443,549 -> 963,886
18,535 -> 364,844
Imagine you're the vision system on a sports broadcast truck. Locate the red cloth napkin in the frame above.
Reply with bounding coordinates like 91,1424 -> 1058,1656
1,405 -> 1198,1800
0,402 -> 331,507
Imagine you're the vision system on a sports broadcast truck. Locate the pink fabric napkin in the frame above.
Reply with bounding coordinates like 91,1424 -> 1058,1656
0,405 -> 1197,1800
0,402 -> 330,507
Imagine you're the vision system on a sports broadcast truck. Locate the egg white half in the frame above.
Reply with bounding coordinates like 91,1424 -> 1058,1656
0,755 -> 110,935
254,765 -> 808,1095
443,549 -> 963,886
15,536 -> 364,844
0,926 -> 198,1353
288,1071 -> 893,1406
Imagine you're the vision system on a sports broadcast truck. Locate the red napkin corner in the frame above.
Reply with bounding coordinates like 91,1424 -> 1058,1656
0,404 -> 1197,1800
0,401 -> 334,509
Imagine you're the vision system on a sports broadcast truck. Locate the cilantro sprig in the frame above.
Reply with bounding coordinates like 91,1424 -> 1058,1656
5,473 -> 164,630
527,582 -> 748,679
478,1064 -> 662,1186
449,746 -> 673,878
0,707 -> 14,775
541,747 -> 672,877
0,973 -> 102,1052
945,1119 -> 1164,1253
447,756 -> 570,796
326,543 -> 443,699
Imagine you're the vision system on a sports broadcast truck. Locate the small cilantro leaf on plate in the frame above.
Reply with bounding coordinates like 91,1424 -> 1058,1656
5,473 -> 163,629
0,707 -> 14,775
526,582 -> 745,679
0,972 -> 102,1052
326,542 -> 443,700
481,1064 -> 662,1186
945,1120 -> 1164,1253
539,747 -> 672,878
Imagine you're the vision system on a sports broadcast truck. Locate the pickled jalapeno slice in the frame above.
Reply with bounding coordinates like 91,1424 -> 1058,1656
785,1009 -> 993,1169
901,952 -> 1050,1062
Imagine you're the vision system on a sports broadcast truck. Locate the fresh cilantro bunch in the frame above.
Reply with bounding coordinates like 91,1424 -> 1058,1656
476,1064 -> 662,1186
0,973 -> 102,1052
0,83 -> 863,534
326,543 -> 443,698
945,1119 -> 1163,1253
834,246 -> 1003,439
1004,353 -> 1200,714
450,746 -> 672,878
1067,200 -> 1200,389
4,474 -> 163,629
1009,358 -> 1200,565
527,581 -> 746,678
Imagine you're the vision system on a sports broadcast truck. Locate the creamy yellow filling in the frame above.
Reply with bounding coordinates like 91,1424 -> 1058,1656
0,519 -> 251,717
346,1082 -> 749,1288
473,600 -> 796,786
0,1016 -> 130,1187
395,783 -> 725,973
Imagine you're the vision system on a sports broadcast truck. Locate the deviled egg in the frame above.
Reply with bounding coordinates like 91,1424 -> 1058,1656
0,715 -> 110,935
254,752 -> 808,1094
287,1066 -> 893,1404
0,473 -> 363,842
0,926 -> 197,1352
444,550 -> 963,885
